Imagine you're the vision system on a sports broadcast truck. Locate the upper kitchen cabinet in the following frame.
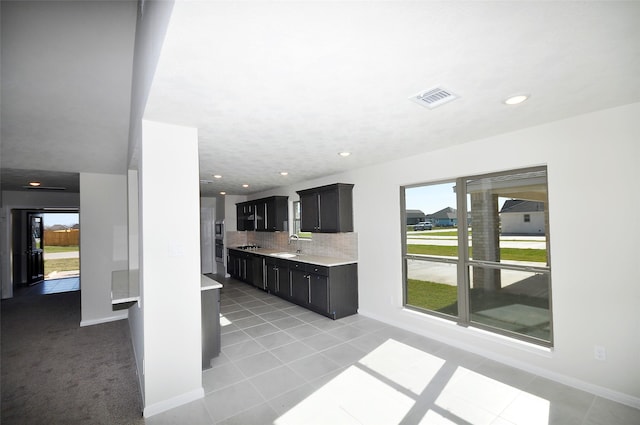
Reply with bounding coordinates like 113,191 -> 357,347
297,183 -> 354,233
236,196 -> 288,232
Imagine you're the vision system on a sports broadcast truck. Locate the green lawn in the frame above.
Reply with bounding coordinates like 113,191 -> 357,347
411,230 -> 465,237
406,279 -> 458,313
44,258 -> 79,275
44,245 -> 79,254
407,244 -> 547,263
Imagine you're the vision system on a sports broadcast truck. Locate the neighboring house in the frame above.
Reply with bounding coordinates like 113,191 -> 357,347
406,209 -> 426,225
500,199 -> 546,235
427,207 -> 457,227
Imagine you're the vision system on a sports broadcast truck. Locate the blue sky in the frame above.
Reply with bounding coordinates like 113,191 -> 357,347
44,213 -> 79,227
405,182 -> 457,215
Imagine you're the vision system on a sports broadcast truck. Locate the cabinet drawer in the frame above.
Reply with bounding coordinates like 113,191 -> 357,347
290,262 -> 305,271
306,264 -> 329,276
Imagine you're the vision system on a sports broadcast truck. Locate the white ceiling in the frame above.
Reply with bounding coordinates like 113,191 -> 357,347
3,1 -> 640,196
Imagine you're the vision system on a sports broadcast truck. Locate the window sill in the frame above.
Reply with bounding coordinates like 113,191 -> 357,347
402,307 -> 554,358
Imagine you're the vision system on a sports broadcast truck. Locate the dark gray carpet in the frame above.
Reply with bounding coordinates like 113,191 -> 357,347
1,291 -> 144,424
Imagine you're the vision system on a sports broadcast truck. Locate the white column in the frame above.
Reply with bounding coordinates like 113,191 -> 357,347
140,120 -> 203,416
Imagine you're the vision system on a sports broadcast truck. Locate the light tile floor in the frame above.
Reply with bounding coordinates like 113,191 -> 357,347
13,276 -> 80,297
146,276 -> 640,425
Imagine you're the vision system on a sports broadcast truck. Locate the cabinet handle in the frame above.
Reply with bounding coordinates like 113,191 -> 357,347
317,194 -> 321,230
275,268 -> 280,292
307,275 -> 311,304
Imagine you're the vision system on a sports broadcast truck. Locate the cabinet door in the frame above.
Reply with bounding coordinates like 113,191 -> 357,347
255,201 -> 267,231
309,273 -> 329,313
228,252 -> 242,279
290,267 -> 309,305
251,255 -> 265,289
318,188 -> 339,232
236,204 -> 246,231
227,253 -> 235,276
276,263 -> 291,298
265,260 -> 278,293
245,204 -> 255,231
300,191 -> 319,232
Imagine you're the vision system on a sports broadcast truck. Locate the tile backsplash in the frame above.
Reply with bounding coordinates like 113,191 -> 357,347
225,231 -> 358,260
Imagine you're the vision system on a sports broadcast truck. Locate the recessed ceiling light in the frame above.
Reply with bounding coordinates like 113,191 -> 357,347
338,152 -> 351,157
29,181 -> 41,187
213,174 -> 222,179
220,191 -> 226,195
280,171 -> 288,176
504,94 -> 530,105
242,184 -> 249,188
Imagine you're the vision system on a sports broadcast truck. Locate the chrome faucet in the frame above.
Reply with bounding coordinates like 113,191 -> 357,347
288,234 -> 299,245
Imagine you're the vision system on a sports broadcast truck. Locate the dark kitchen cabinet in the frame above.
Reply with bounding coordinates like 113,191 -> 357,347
236,196 -> 288,232
249,253 -> 265,290
289,262 -> 309,306
308,265 -> 329,313
265,257 -> 291,299
228,249 -> 264,289
297,183 -> 354,233
236,203 -> 254,231
227,250 -> 240,278
201,285 -> 220,369
289,261 -> 357,319
230,249 -> 358,319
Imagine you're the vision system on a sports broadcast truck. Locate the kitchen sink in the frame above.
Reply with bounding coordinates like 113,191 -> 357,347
270,252 -> 298,258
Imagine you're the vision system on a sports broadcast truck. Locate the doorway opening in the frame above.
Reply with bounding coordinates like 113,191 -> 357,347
11,210 -> 80,297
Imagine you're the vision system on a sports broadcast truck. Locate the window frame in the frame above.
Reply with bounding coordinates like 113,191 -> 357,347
401,166 -> 553,347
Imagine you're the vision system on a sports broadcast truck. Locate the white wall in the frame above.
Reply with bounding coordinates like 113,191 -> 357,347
79,173 -> 128,326
501,211 -> 545,235
1,190 -> 80,298
251,103 -> 640,407
200,197 -> 215,274
127,169 -> 145,402
140,120 -> 203,416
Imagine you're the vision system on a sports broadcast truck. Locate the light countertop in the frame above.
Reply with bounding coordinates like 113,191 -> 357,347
201,274 -> 223,291
111,269 -> 140,305
228,247 -> 357,267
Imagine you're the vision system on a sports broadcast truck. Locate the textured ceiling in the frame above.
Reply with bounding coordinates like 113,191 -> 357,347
0,0 -> 137,192
2,1 -> 640,197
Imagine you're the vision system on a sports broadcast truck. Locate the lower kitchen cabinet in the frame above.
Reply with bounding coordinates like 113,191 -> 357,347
231,249 -> 358,319
201,286 -> 220,369
228,249 -> 264,289
265,257 -> 290,299
308,268 -> 329,313
290,263 -> 309,306
286,261 -> 357,319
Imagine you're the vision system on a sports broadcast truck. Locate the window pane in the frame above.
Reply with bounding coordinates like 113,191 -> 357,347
405,182 -> 458,259
469,266 -> 551,342
293,201 -> 301,234
406,258 -> 458,317
467,169 -> 548,266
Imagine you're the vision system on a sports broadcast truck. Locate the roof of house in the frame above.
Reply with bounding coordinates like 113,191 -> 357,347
500,200 -> 545,213
427,207 -> 457,220
406,209 -> 425,217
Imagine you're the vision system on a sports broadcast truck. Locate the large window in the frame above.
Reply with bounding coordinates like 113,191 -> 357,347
403,166 -> 552,346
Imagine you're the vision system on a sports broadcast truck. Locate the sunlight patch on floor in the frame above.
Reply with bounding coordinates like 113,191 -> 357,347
274,338 -> 551,425
274,365 -> 414,425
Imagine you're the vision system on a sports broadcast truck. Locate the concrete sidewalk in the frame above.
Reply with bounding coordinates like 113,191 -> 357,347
44,251 -> 79,260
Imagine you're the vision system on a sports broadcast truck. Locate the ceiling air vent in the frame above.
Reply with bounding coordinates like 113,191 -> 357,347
409,87 -> 458,109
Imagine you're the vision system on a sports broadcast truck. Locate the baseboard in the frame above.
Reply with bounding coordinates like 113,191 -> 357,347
357,308 -> 640,410
143,387 -> 205,418
80,312 -> 128,327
